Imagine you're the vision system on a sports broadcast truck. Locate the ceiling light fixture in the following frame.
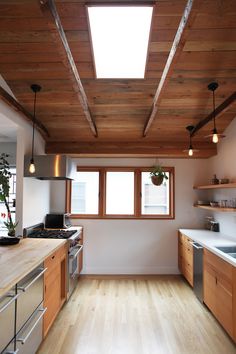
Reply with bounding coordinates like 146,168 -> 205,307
206,82 -> 225,144
29,84 -> 41,174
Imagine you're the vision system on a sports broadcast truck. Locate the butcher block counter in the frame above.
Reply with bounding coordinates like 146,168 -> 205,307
0,238 -> 67,297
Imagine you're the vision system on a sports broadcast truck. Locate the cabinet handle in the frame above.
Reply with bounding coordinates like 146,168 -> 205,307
215,277 -> 218,285
0,293 -> 19,314
16,307 -> 47,344
17,268 -> 47,292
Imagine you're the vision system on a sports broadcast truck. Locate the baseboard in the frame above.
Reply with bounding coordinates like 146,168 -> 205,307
81,266 -> 179,275
80,274 -> 181,279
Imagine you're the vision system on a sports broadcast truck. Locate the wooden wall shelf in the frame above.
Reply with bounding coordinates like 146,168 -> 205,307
194,205 -> 236,212
194,183 -> 236,190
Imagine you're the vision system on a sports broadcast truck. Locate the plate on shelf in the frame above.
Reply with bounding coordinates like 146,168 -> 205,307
0,236 -> 20,246
197,201 -> 210,206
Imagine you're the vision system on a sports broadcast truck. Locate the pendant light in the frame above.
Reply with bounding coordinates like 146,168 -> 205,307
206,82 -> 225,143
184,125 -> 199,157
29,84 -> 41,174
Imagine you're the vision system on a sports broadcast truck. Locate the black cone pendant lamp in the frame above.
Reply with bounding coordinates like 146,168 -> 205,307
29,84 -> 41,174
206,82 -> 225,143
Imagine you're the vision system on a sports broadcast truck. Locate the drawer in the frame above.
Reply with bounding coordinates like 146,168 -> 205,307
204,249 -> 233,282
0,287 -> 17,352
16,264 -> 45,333
4,305 -> 45,354
44,249 -> 61,273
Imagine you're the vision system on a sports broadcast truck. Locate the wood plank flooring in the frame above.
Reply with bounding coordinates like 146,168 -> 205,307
38,276 -> 236,354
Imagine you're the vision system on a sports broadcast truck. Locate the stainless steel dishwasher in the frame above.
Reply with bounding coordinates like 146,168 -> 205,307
0,287 -> 18,353
191,242 -> 204,302
2,264 -> 47,354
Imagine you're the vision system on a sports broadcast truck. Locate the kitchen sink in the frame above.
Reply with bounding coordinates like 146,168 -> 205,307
215,246 -> 236,259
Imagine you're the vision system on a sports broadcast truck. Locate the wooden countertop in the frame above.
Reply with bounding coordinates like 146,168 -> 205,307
0,238 -> 67,297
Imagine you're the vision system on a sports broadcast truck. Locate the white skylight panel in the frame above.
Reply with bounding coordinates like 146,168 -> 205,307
87,6 -> 153,79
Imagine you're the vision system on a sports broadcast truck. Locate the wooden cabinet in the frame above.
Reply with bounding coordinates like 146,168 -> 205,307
178,232 -> 193,287
43,243 -> 68,337
203,249 -> 234,339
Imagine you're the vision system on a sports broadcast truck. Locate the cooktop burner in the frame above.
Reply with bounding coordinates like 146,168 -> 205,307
28,229 -> 77,239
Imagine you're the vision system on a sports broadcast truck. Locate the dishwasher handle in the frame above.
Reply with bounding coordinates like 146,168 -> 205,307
0,293 -> 19,314
190,242 -> 203,250
16,307 -> 47,344
17,267 -> 47,292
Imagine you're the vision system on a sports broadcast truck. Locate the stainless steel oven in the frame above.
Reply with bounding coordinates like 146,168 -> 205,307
68,244 -> 83,298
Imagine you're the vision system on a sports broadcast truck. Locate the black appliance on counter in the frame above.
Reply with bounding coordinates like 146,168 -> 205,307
45,213 -> 72,229
23,223 -> 83,299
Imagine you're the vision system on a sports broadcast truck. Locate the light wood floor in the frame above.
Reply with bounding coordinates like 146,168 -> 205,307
38,276 -> 236,354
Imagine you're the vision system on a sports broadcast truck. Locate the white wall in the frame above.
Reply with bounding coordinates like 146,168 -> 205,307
0,79 -> 50,233
51,158 -> 210,274
0,142 -> 16,165
206,118 -> 236,238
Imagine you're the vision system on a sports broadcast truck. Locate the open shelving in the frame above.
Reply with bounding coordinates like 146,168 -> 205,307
194,204 -> 236,212
193,183 -> 236,190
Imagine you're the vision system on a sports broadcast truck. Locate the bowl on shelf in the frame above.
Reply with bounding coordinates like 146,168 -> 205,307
210,202 -> 219,207
219,178 -> 229,184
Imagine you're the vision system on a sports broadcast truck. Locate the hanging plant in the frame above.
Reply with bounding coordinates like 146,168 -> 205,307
149,165 -> 168,186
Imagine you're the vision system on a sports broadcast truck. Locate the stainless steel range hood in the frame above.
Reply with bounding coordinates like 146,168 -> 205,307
24,155 -> 76,180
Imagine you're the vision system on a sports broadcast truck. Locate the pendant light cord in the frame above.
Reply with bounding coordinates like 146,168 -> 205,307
212,88 -> 216,130
31,90 -> 37,160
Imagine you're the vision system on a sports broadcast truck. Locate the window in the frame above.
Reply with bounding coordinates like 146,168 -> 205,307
141,172 -> 169,215
67,167 -> 174,219
87,6 -> 153,78
0,167 -> 16,229
71,172 -> 99,215
106,172 -> 134,215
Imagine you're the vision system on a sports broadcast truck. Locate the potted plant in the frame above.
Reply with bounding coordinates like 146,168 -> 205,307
0,153 -> 18,236
150,165 -> 168,186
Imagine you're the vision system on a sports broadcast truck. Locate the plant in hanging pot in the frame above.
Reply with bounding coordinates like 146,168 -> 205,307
0,153 -> 18,236
150,165 -> 168,186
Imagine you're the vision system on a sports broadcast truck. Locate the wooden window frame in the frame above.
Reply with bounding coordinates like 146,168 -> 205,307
66,166 -> 175,220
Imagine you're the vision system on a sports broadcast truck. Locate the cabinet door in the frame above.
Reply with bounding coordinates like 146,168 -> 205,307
204,250 -> 233,338
44,251 -> 61,337
216,274 -> 233,337
44,270 -> 60,336
203,263 -> 217,315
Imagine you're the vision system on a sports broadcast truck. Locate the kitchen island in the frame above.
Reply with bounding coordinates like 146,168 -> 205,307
0,238 -> 67,297
0,238 -> 68,354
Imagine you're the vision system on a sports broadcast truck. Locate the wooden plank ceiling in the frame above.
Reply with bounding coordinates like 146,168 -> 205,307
0,0 -> 235,157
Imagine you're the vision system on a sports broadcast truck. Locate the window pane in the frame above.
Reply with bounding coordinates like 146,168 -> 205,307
141,172 -> 170,215
0,167 -> 16,230
71,172 -> 99,214
106,172 -> 134,214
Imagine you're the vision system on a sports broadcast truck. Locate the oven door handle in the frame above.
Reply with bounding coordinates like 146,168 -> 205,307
69,245 -> 83,260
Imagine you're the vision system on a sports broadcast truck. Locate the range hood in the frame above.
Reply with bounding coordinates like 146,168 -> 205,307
24,155 -> 76,180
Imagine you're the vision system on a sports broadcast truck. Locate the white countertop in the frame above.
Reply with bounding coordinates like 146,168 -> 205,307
179,229 -> 236,267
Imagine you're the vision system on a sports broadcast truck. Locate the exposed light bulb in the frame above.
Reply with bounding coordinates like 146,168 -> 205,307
29,159 -> 35,173
212,133 -> 219,143
188,148 -> 193,156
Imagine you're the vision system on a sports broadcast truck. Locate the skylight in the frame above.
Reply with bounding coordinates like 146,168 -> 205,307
87,6 -> 153,79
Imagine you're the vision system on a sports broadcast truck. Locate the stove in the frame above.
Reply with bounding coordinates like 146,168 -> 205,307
23,223 -> 81,245
23,222 -> 83,299
29,229 -> 77,239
